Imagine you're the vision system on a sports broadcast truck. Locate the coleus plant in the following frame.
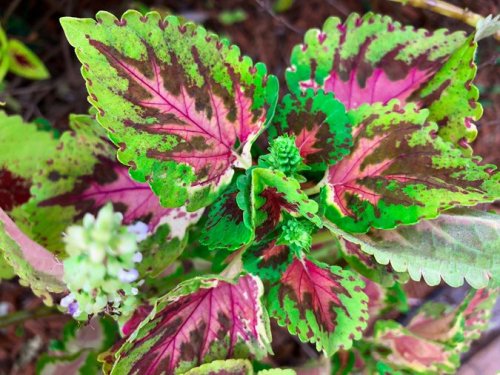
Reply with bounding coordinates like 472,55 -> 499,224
0,9 -> 499,375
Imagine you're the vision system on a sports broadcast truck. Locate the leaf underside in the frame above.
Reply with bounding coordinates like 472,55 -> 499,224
61,10 -> 279,211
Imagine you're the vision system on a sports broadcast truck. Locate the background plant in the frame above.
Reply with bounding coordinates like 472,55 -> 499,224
0,4 -> 499,375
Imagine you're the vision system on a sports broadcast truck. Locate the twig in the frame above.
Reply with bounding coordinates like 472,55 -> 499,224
0,305 -> 59,329
253,0 -> 302,34
387,0 -> 500,41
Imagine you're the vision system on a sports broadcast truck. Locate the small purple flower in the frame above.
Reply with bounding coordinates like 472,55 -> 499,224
68,301 -> 80,317
132,252 -> 143,263
128,222 -> 149,242
118,268 -> 139,283
60,293 -> 75,308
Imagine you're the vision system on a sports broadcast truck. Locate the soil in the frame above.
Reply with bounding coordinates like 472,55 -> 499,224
0,0 -> 498,374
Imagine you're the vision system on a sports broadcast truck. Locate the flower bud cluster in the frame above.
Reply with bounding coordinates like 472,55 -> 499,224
61,204 -> 142,320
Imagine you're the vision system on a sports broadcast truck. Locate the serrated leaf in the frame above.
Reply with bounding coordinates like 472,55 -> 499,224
333,208 -> 500,288
26,114 -> 202,262
416,35 -> 481,155
320,102 -> 499,233
201,183 -> 253,251
286,12 -> 485,152
250,168 -> 321,239
0,208 -> 64,304
7,39 -> 50,80
339,238 -> 408,286
0,111 -> 58,213
60,11 -> 279,211
109,274 -> 272,374
287,12 -> 465,109
37,317 -> 118,375
269,257 -> 368,355
372,320 -> 460,375
183,359 -> 254,375
270,89 -> 351,170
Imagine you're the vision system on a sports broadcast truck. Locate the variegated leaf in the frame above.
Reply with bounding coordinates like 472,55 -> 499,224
270,89 -> 351,170
243,236 -> 293,283
286,13 -> 481,152
201,183 -> 252,251
183,359 -> 253,375
0,208 -> 64,304
250,168 -> 321,240
26,114 -> 202,264
320,102 -> 499,233
0,112 -> 58,214
269,257 -> 368,355
109,274 -> 271,374
61,11 -> 279,211
333,208 -> 500,288
7,39 -> 50,80
372,321 -> 459,375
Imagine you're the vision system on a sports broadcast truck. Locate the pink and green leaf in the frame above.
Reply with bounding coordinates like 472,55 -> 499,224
372,321 -> 459,374
26,114 -> 201,264
335,208 -> 500,288
60,11 -> 279,211
270,89 -> 351,170
286,13 -> 485,153
250,168 -> 321,239
286,13 -> 465,110
7,39 -> 50,80
321,102 -> 499,233
269,257 -> 368,355
109,274 -> 272,374
0,208 -> 65,305
243,237 -> 293,283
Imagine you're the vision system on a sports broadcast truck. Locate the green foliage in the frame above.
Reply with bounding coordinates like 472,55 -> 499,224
1,8 -> 499,375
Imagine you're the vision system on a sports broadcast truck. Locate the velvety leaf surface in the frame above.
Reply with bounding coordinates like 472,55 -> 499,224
110,274 -> 271,374
0,208 -> 64,304
61,11 -> 279,211
0,112 -> 58,213
286,13 -> 484,152
321,102 -> 499,233
37,317 -> 117,375
27,114 -> 201,260
183,359 -> 253,375
269,257 -> 368,355
7,39 -> 50,79
344,208 -> 500,288
270,89 -> 351,170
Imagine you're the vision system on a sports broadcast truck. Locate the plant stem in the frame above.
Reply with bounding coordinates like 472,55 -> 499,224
303,171 -> 328,196
388,0 -> 500,40
0,305 -> 60,329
